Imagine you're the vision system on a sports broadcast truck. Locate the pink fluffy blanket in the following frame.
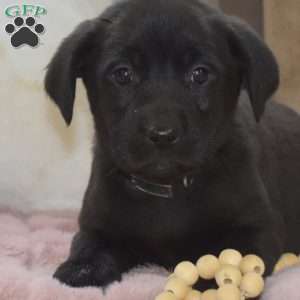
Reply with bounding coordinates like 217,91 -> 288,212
0,208 -> 299,300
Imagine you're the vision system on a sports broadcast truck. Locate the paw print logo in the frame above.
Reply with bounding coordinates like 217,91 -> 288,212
5,17 -> 45,48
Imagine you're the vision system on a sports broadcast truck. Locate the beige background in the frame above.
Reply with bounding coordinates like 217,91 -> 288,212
0,0 -> 111,212
264,0 -> 300,111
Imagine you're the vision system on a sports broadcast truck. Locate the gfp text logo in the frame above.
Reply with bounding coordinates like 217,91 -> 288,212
4,4 -> 47,48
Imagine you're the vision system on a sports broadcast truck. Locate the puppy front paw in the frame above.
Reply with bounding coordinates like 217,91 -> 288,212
53,259 -> 121,288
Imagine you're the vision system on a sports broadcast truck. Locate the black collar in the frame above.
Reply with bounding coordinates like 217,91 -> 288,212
128,175 -> 194,199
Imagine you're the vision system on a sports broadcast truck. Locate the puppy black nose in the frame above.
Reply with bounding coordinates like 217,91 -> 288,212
146,126 -> 180,146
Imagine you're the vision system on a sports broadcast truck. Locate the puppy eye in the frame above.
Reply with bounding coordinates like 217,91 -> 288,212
112,67 -> 133,85
190,67 -> 209,85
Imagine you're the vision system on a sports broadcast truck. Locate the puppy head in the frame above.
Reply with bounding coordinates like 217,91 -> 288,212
45,0 -> 279,182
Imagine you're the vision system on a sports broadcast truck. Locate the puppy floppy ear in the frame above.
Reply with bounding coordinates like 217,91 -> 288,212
227,17 -> 279,121
45,20 -> 96,125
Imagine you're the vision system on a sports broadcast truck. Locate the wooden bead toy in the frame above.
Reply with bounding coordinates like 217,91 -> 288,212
240,272 -> 264,298
216,284 -> 241,300
196,255 -> 220,280
164,276 -> 190,299
174,261 -> 199,285
185,289 -> 202,300
201,289 -> 218,300
219,249 -> 242,267
157,249 -> 300,300
215,265 -> 242,287
240,255 -> 265,275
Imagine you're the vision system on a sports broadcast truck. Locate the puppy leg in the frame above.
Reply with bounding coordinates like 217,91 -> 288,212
53,231 -> 134,288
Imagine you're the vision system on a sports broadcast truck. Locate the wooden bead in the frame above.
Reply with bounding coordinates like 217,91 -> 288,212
281,253 -> 299,261
219,249 -> 242,267
216,284 -> 241,300
155,291 -> 178,300
240,254 -> 265,275
276,253 -> 300,272
201,289 -> 218,300
273,253 -> 299,273
215,265 -> 242,287
185,289 -> 202,300
168,273 -> 176,280
196,255 -> 220,280
274,260 -> 287,273
240,272 -> 264,298
165,276 -> 190,299
174,261 -> 199,285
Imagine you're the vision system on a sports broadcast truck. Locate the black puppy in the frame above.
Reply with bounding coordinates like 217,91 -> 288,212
45,0 -> 300,290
